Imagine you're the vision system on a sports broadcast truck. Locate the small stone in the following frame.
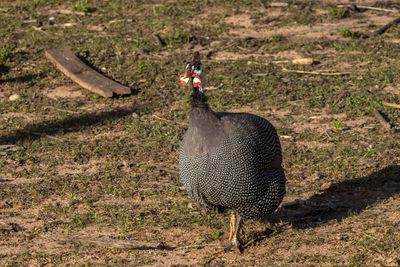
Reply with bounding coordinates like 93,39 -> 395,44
8,94 -> 20,101
48,16 -> 55,25
187,202 -> 193,209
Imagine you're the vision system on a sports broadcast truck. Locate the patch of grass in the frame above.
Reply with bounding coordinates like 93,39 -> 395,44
0,45 -> 12,63
338,28 -> 356,38
289,253 -> 333,264
141,257 -> 156,265
71,0 -> 93,13
328,7 -> 348,19
333,118 -> 343,129
163,29 -> 190,47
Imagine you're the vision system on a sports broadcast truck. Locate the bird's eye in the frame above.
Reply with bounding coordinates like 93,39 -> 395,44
196,65 -> 202,71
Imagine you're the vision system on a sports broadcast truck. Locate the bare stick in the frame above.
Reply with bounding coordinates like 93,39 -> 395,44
32,25 -> 55,38
373,17 -> 400,36
358,5 -> 398,13
383,102 -> 400,109
373,109 -> 392,129
0,145 -> 24,153
288,23 -> 371,36
271,58 -> 314,65
324,130 -> 332,139
48,9 -> 86,16
281,68 -> 351,76
0,223 -> 22,231
152,34 -> 166,47
338,4 -> 399,13
207,83 -> 224,90
0,224 -> 13,231
258,0 -> 266,9
109,19 -> 133,24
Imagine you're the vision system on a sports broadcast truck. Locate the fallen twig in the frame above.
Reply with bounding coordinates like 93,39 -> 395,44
373,16 -> 400,36
281,68 -> 351,76
0,224 -> 13,231
373,109 -> 392,129
338,4 -> 399,13
383,102 -> 400,109
287,23 -> 371,36
60,22 -> 79,27
0,145 -> 24,155
32,25 -> 54,38
109,19 -> 134,24
48,8 -> 86,16
207,83 -> 224,90
324,130 -> 332,139
152,33 -> 166,47
271,58 -> 314,65
0,223 -> 23,232
258,0 -> 266,9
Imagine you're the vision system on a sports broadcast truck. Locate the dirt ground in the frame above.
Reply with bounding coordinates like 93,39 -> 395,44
1,0 -> 400,266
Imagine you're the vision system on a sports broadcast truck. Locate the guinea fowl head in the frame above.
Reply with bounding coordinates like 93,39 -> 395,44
179,52 -> 205,94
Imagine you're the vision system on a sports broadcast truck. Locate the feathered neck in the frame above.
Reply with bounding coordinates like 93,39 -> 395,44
191,87 -> 208,109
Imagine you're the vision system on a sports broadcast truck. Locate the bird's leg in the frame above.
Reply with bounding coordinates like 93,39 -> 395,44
229,211 -> 235,241
231,213 -> 243,250
223,212 -> 243,253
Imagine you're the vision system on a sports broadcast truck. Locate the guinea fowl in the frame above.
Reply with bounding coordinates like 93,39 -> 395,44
178,53 -> 286,252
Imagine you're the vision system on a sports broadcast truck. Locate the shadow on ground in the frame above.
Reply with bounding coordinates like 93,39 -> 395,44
0,104 -> 145,145
272,165 -> 400,227
246,165 -> 400,248
0,73 -> 44,84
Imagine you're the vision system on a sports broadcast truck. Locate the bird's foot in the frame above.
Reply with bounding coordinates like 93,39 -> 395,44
223,241 -> 243,253
218,237 -> 244,254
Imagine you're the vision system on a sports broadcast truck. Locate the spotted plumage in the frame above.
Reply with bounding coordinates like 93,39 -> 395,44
178,54 -> 286,251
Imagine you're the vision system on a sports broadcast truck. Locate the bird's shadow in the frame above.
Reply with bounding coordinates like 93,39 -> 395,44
0,104 -> 146,145
246,165 -> 400,246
